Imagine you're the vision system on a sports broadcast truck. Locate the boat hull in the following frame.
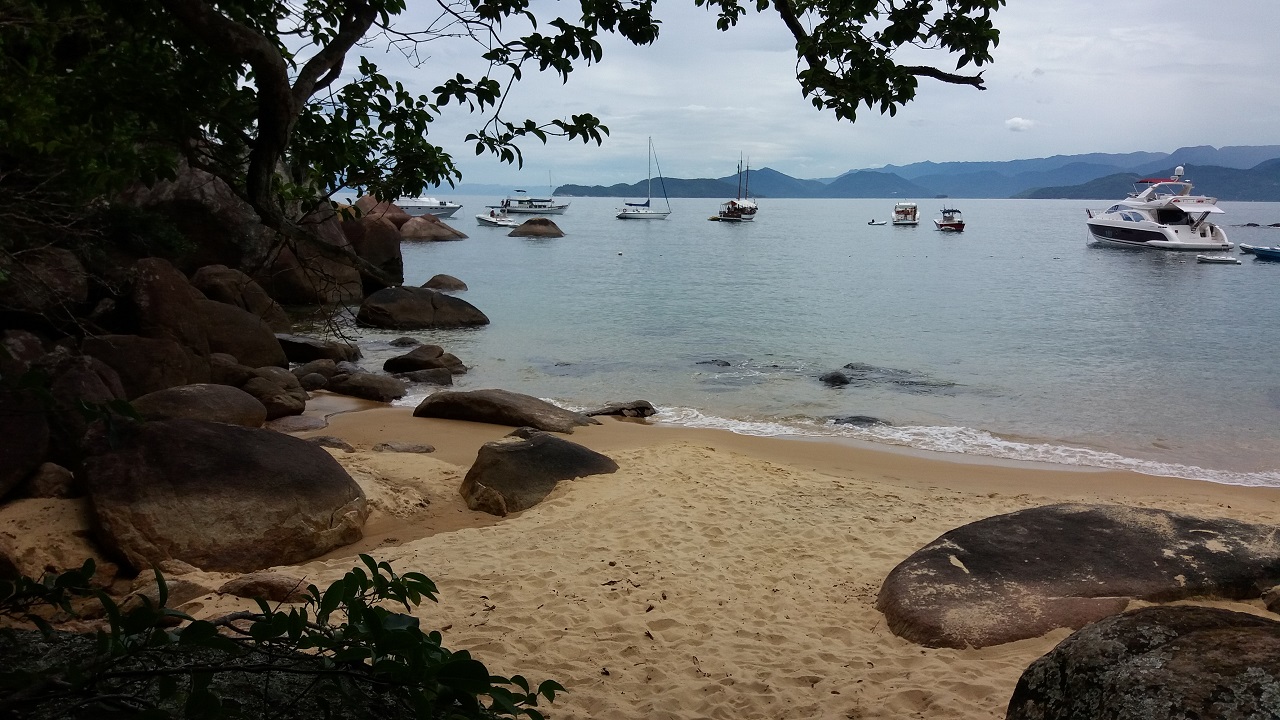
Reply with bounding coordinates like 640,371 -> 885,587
1252,246 -> 1280,261
504,206 -> 568,215
476,214 -> 518,228
934,221 -> 965,232
617,209 -> 670,220
1086,222 -> 1230,251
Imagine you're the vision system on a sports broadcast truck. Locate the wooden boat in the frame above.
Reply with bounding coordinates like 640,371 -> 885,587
1195,255 -> 1241,264
712,157 -> 757,222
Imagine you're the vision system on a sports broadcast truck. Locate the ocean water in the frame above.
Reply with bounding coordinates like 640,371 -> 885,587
353,196 -> 1280,487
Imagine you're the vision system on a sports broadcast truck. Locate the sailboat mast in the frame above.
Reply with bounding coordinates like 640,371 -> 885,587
647,137 -> 652,200
737,155 -> 743,200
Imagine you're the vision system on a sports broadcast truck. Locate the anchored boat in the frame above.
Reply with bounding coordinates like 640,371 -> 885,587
1085,167 -> 1231,251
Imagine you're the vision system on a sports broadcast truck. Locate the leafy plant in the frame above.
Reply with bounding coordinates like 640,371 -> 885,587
0,555 -> 563,719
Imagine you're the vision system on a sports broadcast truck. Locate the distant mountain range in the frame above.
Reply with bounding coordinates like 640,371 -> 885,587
554,145 -> 1280,201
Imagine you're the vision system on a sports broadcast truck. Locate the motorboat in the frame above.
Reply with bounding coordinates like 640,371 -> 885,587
867,219 -> 887,226
476,209 -> 519,228
891,202 -> 919,226
1085,167 -> 1231,251
395,197 -> 462,218
711,157 -> 757,222
1252,246 -> 1280,261
933,207 -> 965,232
497,190 -> 569,214
617,137 -> 672,220
1239,244 -> 1256,254
1196,255 -> 1241,264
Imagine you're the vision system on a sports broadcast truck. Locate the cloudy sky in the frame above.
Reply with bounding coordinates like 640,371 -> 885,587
364,0 -> 1280,186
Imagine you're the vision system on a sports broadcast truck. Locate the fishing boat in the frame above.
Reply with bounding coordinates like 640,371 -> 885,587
617,138 -> 672,220
1196,255 -> 1241,264
476,209 -> 519,228
1084,167 -> 1231,251
396,197 -> 462,218
1252,246 -> 1280,261
891,202 -> 919,226
933,207 -> 965,232
497,189 -> 569,215
711,157 -> 757,222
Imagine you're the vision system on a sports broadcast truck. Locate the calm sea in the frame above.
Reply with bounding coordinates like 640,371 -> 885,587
351,196 -> 1280,487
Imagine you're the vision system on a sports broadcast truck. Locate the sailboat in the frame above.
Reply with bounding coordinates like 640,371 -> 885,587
616,138 -> 672,220
712,156 -> 758,222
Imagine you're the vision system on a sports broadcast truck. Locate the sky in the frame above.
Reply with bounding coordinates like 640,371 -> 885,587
356,0 -> 1280,187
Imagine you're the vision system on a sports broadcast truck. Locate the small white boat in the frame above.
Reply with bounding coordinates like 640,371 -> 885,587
1196,255 -> 1241,264
1084,167 -> 1231,251
617,137 -> 672,220
867,219 -> 887,226
892,202 -> 919,226
396,197 -> 462,218
1239,244 -> 1256,254
497,190 -> 569,214
933,207 -> 965,232
476,209 -> 519,228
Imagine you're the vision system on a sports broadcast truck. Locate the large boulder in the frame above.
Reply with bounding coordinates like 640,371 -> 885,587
34,353 -> 127,469
1,330 -> 46,378
423,274 -> 467,291
131,384 -> 268,427
275,334 -> 361,363
413,389 -> 599,433
0,389 -> 50,500
342,216 -> 405,294
255,206 -> 362,305
460,430 -> 618,516
354,196 -> 411,228
400,215 -> 466,241
356,286 -> 489,330
382,344 -> 465,374
326,373 -> 407,403
132,257 -> 210,360
0,247 -> 88,317
508,218 -> 564,238
190,264 -> 292,332
877,503 -> 1280,649
585,400 -> 657,418
1007,605 -> 1280,720
198,299 -> 288,369
81,334 -> 200,399
83,418 -> 367,573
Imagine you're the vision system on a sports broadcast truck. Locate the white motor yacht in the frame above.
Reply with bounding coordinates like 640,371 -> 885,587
891,202 -> 919,226
1085,167 -> 1230,251
498,190 -> 569,214
395,197 -> 462,218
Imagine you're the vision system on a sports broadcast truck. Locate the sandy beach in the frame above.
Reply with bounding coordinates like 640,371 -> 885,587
179,402 -> 1280,719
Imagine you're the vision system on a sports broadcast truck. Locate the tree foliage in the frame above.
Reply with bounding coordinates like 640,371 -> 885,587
1,0 -> 1006,255
0,556 -> 563,719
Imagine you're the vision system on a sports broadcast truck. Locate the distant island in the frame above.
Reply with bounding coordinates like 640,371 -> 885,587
552,145 -> 1280,201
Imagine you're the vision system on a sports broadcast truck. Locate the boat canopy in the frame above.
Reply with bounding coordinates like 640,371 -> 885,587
1168,199 -> 1224,213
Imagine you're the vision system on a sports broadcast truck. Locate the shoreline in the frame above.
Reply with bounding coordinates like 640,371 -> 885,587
261,403 -> 1280,719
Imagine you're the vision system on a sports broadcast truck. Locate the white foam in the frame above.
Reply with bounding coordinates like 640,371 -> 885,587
653,407 -> 1280,488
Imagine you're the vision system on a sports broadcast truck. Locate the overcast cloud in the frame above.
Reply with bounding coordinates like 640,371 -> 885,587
359,0 -> 1280,187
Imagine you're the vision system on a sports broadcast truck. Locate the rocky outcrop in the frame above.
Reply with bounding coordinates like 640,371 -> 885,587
0,247 -> 88,318
356,287 -> 489,330
876,504 -> 1280,649
397,368 -> 453,386
508,218 -> 564,238
382,344 -> 466,374
1007,606 -> 1280,720
35,353 -> 127,470
130,384 -> 268,427
275,334 -> 361,363
423,274 -> 467,291
413,389 -> 599,433
83,418 -> 367,573
22,462 -> 76,499
254,206 -> 362,305
585,400 -> 657,418
132,258 -> 211,383
190,264 -> 292,332
218,572 -> 311,603
0,389 -> 50,500
460,430 -> 618,516
198,299 -> 288,369
341,216 -> 404,293
401,215 -> 467,241
326,373 -> 407,403
81,334 -> 200,400
240,367 -> 307,420
353,196 -> 411,228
